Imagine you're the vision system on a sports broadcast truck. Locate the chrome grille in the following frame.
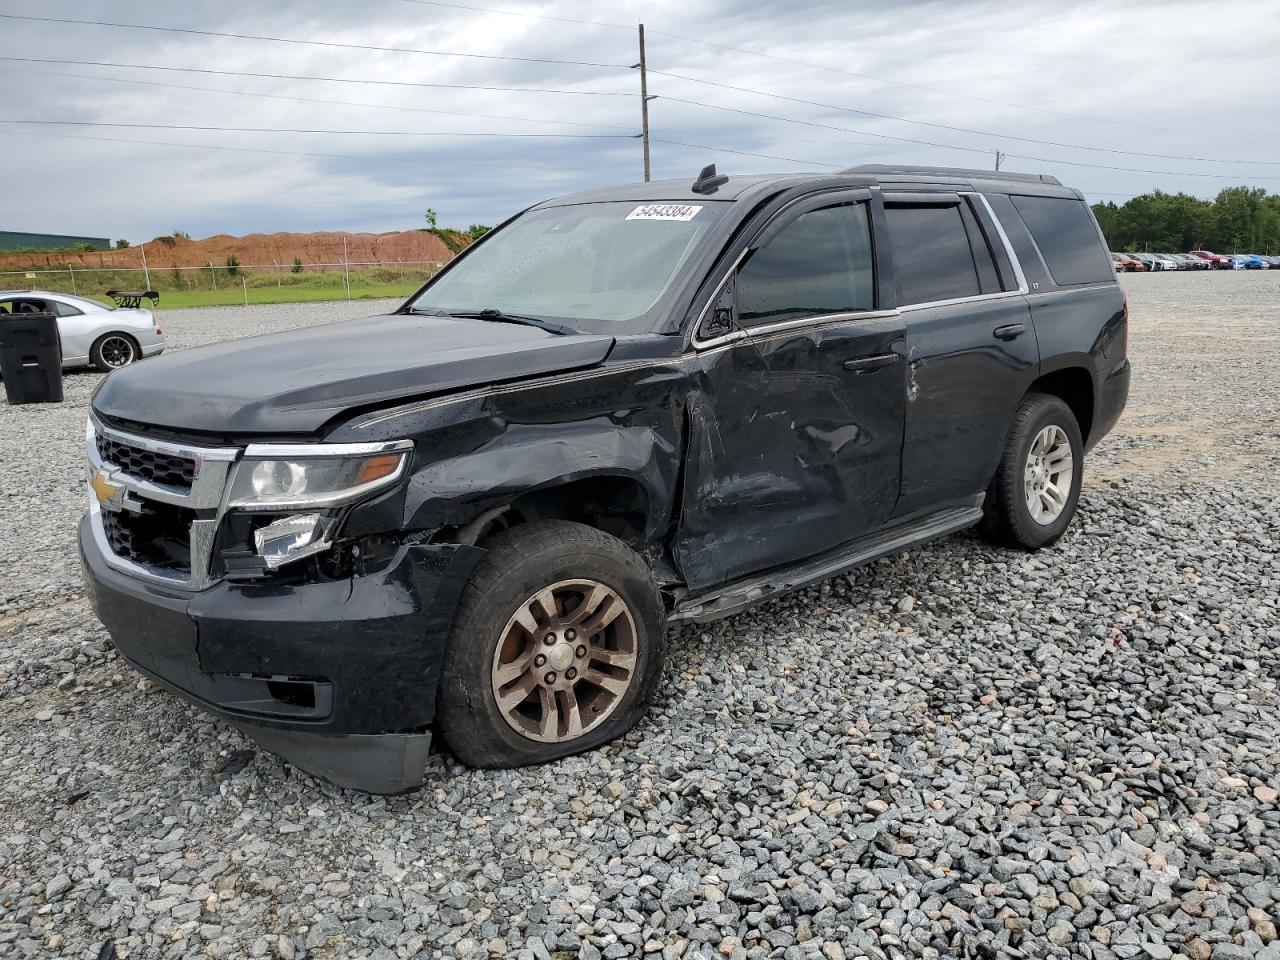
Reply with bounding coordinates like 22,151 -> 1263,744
101,501 -> 197,574
86,416 -> 240,589
95,433 -> 196,490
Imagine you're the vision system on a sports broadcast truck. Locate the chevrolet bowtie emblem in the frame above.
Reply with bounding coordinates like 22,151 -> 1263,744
91,471 -> 137,513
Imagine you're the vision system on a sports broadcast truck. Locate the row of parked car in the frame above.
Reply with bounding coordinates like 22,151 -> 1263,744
1111,251 -> 1280,271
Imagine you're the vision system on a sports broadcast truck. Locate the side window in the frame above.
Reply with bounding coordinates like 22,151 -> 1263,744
959,202 -> 1004,294
735,203 -> 874,329
52,300 -> 83,317
1010,195 -> 1113,286
885,204 -> 981,305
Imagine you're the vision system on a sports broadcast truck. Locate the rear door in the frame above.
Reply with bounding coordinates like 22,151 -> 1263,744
988,192 -> 1127,443
677,189 -> 908,590
886,192 -> 1039,516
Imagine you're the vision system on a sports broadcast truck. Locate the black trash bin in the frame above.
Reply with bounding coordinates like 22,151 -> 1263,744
0,312 -> 64,404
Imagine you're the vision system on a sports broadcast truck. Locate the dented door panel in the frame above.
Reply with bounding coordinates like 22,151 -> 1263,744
677,314 -> 907,591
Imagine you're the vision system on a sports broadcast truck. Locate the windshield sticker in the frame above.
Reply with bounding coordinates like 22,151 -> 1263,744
626,204 -> 703,222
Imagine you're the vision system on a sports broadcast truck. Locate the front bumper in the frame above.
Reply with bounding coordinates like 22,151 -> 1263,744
79,515 -> 484,793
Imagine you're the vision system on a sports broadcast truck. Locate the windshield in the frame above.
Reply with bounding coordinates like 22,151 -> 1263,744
408,200 -> 725,334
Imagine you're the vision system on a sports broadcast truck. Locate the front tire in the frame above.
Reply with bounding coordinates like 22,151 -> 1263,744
437,521 -> 666,768
981,393 -> 1084,550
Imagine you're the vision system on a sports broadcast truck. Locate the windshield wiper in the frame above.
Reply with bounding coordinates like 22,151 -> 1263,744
450,308 -> 578,337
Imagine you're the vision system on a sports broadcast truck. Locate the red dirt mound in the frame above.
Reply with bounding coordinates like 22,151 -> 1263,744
0,230 -> 462,270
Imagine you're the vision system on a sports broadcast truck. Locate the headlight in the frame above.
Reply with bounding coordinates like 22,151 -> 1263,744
227,440 -> 413,509
253,514 -> 336,569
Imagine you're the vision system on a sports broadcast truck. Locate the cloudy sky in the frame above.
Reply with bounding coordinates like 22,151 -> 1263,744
2,0 -> 1278,242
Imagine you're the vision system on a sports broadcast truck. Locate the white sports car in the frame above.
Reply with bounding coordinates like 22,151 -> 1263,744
0,290 -> 165,371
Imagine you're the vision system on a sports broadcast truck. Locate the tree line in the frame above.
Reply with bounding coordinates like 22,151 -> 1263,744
1091,186 -> 1280,254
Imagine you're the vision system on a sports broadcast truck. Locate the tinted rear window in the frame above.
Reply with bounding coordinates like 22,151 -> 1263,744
1010,195 -> 1113,286
885,204 -> 981,305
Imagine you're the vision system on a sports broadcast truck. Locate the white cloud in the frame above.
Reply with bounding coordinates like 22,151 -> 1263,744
0,0 -> 1276,240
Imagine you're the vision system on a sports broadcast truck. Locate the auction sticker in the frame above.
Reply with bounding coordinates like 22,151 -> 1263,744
626,204 -> 703,221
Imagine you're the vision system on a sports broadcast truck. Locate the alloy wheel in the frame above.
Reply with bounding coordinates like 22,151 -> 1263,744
1023,424 -> 1074,525
100,336 -> 136,368
490,579 -> 637,743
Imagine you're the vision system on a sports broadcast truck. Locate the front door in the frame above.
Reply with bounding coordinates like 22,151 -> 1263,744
677,191 -> 907,591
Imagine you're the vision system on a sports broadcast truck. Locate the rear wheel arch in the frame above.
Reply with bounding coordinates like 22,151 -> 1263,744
90,331 -> 140,371
1026,366 -> 1095,445
981,391 -> 1084,550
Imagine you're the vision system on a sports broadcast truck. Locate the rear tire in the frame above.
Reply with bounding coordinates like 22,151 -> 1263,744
980,393 -> 1084,550
91,333 -> 139,371
437,521 -> 666,768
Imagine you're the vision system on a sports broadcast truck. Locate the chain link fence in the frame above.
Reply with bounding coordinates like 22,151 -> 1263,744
0,259 -> 447,308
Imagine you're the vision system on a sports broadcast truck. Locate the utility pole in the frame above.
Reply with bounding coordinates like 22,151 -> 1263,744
994,150 -> 1005,172
637,24 -> 652,182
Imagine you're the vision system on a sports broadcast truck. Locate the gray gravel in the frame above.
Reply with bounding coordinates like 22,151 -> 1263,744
1,277 -> 1278,959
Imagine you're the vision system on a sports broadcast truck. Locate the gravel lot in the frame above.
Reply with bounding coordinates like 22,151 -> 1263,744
1,276 -> 1277,960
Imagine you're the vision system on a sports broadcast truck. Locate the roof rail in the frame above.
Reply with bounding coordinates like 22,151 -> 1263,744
842,164 -> 1062,186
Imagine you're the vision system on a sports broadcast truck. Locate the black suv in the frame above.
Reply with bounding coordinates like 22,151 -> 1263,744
80,164 -> 1130,792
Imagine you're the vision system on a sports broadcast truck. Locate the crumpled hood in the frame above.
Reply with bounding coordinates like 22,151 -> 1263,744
92,312 -> 615,435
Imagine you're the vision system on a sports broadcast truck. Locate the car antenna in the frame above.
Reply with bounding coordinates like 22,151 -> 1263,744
691,163 -> 728,195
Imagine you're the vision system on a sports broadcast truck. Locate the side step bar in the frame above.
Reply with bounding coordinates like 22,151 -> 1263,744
669,505 -> 983,625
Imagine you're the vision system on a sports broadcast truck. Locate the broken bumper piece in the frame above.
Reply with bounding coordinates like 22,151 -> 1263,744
78,515 -> 484,794
230,725 -> 433,795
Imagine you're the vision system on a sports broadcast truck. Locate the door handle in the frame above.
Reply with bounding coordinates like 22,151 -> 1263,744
993,323 -> 1026,341
843,353 -> 899,373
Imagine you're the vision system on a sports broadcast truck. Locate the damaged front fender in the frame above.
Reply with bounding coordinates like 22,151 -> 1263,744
402,419 -> 678,542
333,349 -> 690,559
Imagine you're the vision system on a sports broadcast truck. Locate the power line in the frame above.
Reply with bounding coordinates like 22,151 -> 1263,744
404,0 -> 1274,162
4,23 -> 1268,186
17,51 -> 1272,171
652,71 -> 1280,167
1,67 -> 635,132
658,97 -> 1280,182
0,13 -> 631,69
5,116 -> 1273,184
8,56 -> 1269,178
0,56 -> 634,97
397,0 -> 1264,146
662,95 -> 1020,158
641,34 -> 1266,147
3,128 -> 1212,199
998,149 -> 1280,183
0,120 -> 639,139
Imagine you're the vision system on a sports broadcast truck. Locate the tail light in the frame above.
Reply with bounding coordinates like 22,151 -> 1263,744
1121,290 -> 1129,356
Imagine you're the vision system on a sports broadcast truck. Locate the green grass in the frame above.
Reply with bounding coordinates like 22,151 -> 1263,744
0,265 -> 438,309
157,281 -> 421,308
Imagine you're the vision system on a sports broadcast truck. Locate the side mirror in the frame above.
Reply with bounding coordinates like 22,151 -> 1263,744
702,281 -> 737,338
707,305 -> 734,336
